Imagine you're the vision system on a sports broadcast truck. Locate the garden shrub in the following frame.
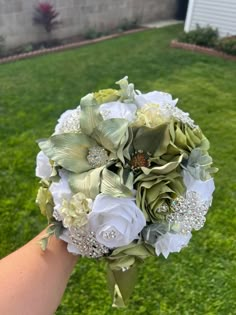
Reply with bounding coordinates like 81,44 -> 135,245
117,18 -> 139,32
178,24 -> 219,48
216,36 -> 236,56
0,36 -> 5,57
84,29 -> 104,40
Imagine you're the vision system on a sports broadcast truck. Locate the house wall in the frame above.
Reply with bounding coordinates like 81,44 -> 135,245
0,0 -> 178,49
185,0 -> 236,37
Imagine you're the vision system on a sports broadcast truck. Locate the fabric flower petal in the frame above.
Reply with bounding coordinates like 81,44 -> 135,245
99,101 -> 137,122
155,232 -> 192,258
36,151 -> 52,179
135,91 -> 178,109
183,170 -> 215,202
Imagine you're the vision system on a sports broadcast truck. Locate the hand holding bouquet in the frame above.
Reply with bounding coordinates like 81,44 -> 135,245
36,77 -> 217,307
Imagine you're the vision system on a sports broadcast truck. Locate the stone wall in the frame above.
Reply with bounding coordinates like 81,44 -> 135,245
0,0 -> 178,49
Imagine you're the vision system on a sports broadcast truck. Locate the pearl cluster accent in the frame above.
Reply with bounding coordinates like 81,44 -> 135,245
167,191 -> 211,233
87,146 -> 109,168
161,104 -> 197,128
68,227 -> 109,258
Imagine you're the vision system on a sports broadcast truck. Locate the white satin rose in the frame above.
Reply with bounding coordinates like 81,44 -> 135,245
155,232 -> 192,258
88,194 -> 146,248
99,101 -> 137,122
135,91 -> 178,109
35,151 -> 52,179
183,170 -> 215,202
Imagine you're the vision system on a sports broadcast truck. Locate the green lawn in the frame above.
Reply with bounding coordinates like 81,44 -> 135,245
0,24 -> 236,315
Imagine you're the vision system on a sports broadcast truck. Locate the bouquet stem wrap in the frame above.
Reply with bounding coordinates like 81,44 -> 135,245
107,264 -> 138,308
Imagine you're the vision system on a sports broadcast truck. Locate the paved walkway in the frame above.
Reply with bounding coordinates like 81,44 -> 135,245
142,19 -> 183,29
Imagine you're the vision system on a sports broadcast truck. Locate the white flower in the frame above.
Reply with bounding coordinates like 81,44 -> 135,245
88,194 -> 146,248
49,171 -> 72,221
54,108 -> 81,134
183,170 -> 215,202
135,91 -> 178,109
35,151 -> 52,179
155,232 -> 192,258
99,101 -> 137,122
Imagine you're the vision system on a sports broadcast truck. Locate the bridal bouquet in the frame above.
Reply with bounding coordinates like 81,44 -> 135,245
36,77 -> 217,307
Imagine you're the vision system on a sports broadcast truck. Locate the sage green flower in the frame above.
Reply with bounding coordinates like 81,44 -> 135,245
94,88 -> 120,104
184,147 -> 218,180
160,120 -> 210,162
131,119 -> 213,222
121,121 -> 185,222
38,92 -> 133,199
135,168 -> 185,222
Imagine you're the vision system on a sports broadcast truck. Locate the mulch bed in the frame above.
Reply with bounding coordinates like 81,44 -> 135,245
0,28 -> 147,65
170,40 -> 236,61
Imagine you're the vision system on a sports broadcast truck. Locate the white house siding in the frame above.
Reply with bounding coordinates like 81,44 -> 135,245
185,0 -> 236,37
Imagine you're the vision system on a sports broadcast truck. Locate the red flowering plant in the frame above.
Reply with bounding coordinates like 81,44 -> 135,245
33,2 -> 59,33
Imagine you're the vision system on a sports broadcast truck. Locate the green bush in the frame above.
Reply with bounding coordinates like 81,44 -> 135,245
216,36 -> 236,56
84,29 -> 104,40
178,24 -> 219,48
117,18 -> 139,32
0,36 -> 5,57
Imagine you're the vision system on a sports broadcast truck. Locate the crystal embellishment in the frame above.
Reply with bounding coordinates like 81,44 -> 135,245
68,227 -> 109,258
57,109 -> 81,134
103,228 -> 118,240
156,203 -> 169,213
167,191 -> 211,233
160,104 -> 197,128
87,146 -> 109,168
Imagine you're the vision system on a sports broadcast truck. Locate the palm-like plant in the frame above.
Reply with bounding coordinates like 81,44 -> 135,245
33,2 -> 59,33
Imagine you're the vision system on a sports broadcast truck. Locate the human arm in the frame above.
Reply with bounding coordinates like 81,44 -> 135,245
0,230 -> 78,315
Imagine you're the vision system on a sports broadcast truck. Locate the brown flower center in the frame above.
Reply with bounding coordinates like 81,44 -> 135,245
130,151 -> 150,170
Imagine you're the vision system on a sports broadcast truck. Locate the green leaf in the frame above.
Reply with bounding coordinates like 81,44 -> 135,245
39,237 -> 49,251
109,242 -> 155,260
116,76 -> 136,103
136,154 -> 184,178
79,93 -> 103,136
101,168 -> 133,198
133,123 -> 170,157
92,118 -> 129,163
54,223 -> 63,238
68,166 -> 104,198
38,133 -> 97,173
38,222 -> 64,251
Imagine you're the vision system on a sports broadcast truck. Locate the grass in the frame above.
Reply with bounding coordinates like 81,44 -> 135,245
0,24 -> 236,314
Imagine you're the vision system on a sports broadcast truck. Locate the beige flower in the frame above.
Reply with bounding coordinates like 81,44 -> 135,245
133,103 -> 167,128
60,192 -> 93,228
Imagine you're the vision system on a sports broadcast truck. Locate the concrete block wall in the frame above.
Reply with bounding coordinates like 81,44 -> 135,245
0,0 -> 178,49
